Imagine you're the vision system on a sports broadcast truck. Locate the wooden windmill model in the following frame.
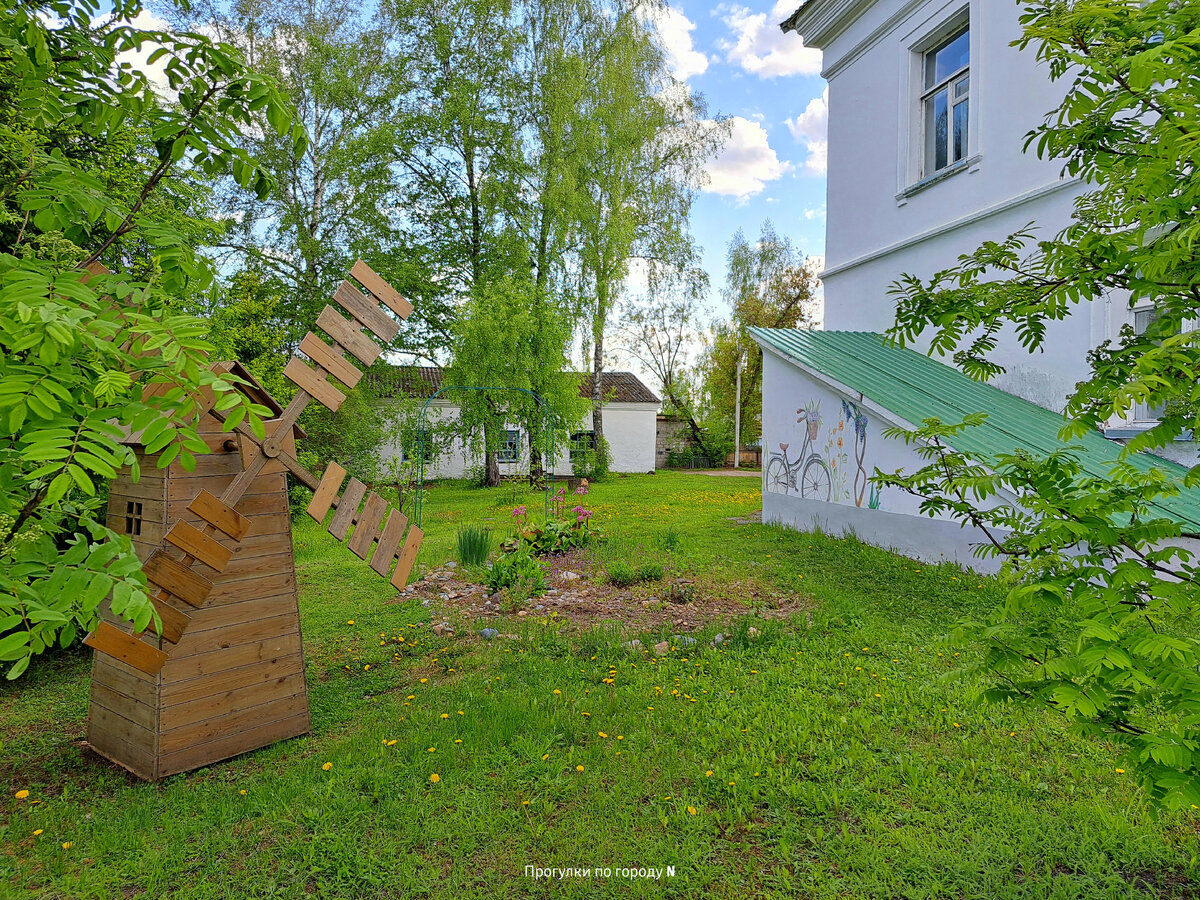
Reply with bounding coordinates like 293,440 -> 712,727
83,262 -> 422,781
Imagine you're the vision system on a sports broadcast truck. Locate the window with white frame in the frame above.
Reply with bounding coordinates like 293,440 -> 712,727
1133,307 -> 1168,422
922,23 -> 970,177
499,429 -> 521,463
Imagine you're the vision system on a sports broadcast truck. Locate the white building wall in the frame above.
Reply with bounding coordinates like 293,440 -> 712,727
380,401 -> 659,480
760,349 -> 1007,571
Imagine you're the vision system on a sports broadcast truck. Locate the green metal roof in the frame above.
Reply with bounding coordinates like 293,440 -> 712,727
750,328 -> 1200,530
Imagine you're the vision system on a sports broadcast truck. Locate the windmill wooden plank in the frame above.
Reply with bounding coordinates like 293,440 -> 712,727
390,525 -> 424,588
299,332 -> 362,388
284,356 -> 346,413
370,510 -> 409,575
144,552 -> 212,607
316,306 -> 381,367
328,478 -> 367,540
188,489 -> 251,541
146,598 -> 191,644
85,623 -> 168,676
164,520 -> 233,572
333,280 -> 400,343
351,259 -> 413,319
307,461 -> 347,522
347,492 -> 389,559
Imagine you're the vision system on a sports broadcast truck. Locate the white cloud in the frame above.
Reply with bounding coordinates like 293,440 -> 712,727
803,203 -> 826,220
786,86 -> 828,175
702,116 -> 792,201
648,5 -> 709,81
719,0 -> 823,79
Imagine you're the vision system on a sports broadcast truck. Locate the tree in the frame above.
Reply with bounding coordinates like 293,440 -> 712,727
706,221 -> 818,447
880,0 -> 1200,809
620,273 -> 719,458
0,0 -> 300,677
445,276 -> 587,486
572,2 -> 720,470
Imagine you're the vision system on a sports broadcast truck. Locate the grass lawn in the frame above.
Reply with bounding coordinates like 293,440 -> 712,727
1,472 -> 1198,898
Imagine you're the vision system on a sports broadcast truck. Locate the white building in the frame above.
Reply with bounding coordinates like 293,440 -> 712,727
373,367 -> 660,479
753,0 -> 1200,568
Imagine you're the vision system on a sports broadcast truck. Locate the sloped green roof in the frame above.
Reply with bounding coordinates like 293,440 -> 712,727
750,328 -> 1200,530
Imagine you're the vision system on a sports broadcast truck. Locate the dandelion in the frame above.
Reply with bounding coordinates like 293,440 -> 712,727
347,620 -> 355,625
576,765 -> 585,772
62,842 -> 73,850
388,740 -> 398,746
705,770 -> 714,777
33,829 -> 42,836
687,806 -> 697,815
441,713 -> 450,719
455,739 -> 463,744
522,800 -> 530,806
322,762 -> 332,771
457,710 -> 464,716
14,790 -> 29,800
430,773 -> 440,783
617,735 -> 624,741
428,747 -> 436,753
1116,768 -> 1126,774
364,665 -> 371,671
239,789 -> 247,796
553,689 -> 561,695
542,754 -> 550,761
874,693 -> 882,698
598,732 -> 608,738
420,678 -> 428,683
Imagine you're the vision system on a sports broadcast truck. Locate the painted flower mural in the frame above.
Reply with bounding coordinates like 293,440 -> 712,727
767,396 -> 882,509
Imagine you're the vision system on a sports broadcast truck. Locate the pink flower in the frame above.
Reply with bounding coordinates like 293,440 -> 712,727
512,506 -> 527,518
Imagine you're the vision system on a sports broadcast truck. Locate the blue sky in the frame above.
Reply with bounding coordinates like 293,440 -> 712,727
654,0 -> 829,312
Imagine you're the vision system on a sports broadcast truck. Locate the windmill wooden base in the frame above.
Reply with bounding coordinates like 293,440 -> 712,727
84,262 -> 422,780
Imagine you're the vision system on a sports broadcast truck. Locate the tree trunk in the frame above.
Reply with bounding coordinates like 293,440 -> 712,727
591,301 -> 605,464
485,451 -> 501,487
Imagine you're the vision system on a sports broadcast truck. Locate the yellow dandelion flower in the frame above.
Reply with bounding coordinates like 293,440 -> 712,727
617,735 -> 624,740
1116,768 -> 1126,774
427,747 -> 436,753
522,800 -> 530,806
347,620 -> 355,625
598,732 -> 608,738
239,789 -> 247,796
388,740 -> 398,746
553,689 -> 561,695
406,695 -> 415,700
62,842 -> 73,850
687,806 -> 697,815
420,677 -> 428,683
542,754 -> 550,761
455,739 -> 463,744
322,762 -> 332,771
576,765 -> 585,772
457,710 -> 464,716
874,693 -> 882,698
705,770 -> 714,777
364,665 -> 371,671
430,773 -> 440,783
33,829 -> 43,836
14,790 -> 29,800
441,713 -> 450,719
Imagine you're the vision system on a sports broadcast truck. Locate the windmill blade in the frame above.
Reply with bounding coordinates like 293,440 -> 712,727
305,461 -> 425,588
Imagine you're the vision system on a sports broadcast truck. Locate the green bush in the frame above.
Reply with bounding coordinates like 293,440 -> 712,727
485,549 -> 546,599
456,525 -> 492,567
501,516 -> 595,556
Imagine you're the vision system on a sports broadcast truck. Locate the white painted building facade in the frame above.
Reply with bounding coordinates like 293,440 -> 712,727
748,0 -> 1200,568
374,369 -> 660,480
786,0 -> 1190,441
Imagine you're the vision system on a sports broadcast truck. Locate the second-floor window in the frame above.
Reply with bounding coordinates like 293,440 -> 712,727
923,24 -> 970,176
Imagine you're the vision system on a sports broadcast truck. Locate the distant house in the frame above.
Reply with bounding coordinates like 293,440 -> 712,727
371,367 -> 660,479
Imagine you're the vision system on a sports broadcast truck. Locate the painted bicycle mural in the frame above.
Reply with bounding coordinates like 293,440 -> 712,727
766,398 -> 882,508
766,401 -> 832,500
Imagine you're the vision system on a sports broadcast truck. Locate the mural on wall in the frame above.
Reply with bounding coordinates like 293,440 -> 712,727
766,397 -> 882,508
765,401 -> 832,500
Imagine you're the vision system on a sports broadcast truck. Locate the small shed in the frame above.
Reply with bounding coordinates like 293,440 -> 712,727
89,362 -> 309,780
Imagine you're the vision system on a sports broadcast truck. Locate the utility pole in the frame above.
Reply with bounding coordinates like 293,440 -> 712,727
734,349 -> 744,469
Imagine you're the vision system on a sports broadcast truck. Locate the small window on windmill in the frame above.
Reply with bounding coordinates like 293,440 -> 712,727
125,501 -> 143,536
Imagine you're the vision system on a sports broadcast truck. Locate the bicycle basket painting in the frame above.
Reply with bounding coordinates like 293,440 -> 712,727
765,399 -> 882,509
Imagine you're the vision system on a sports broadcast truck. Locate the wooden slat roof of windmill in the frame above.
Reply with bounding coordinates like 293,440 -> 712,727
117,360 -> 305,446
368,366 -> 660,405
